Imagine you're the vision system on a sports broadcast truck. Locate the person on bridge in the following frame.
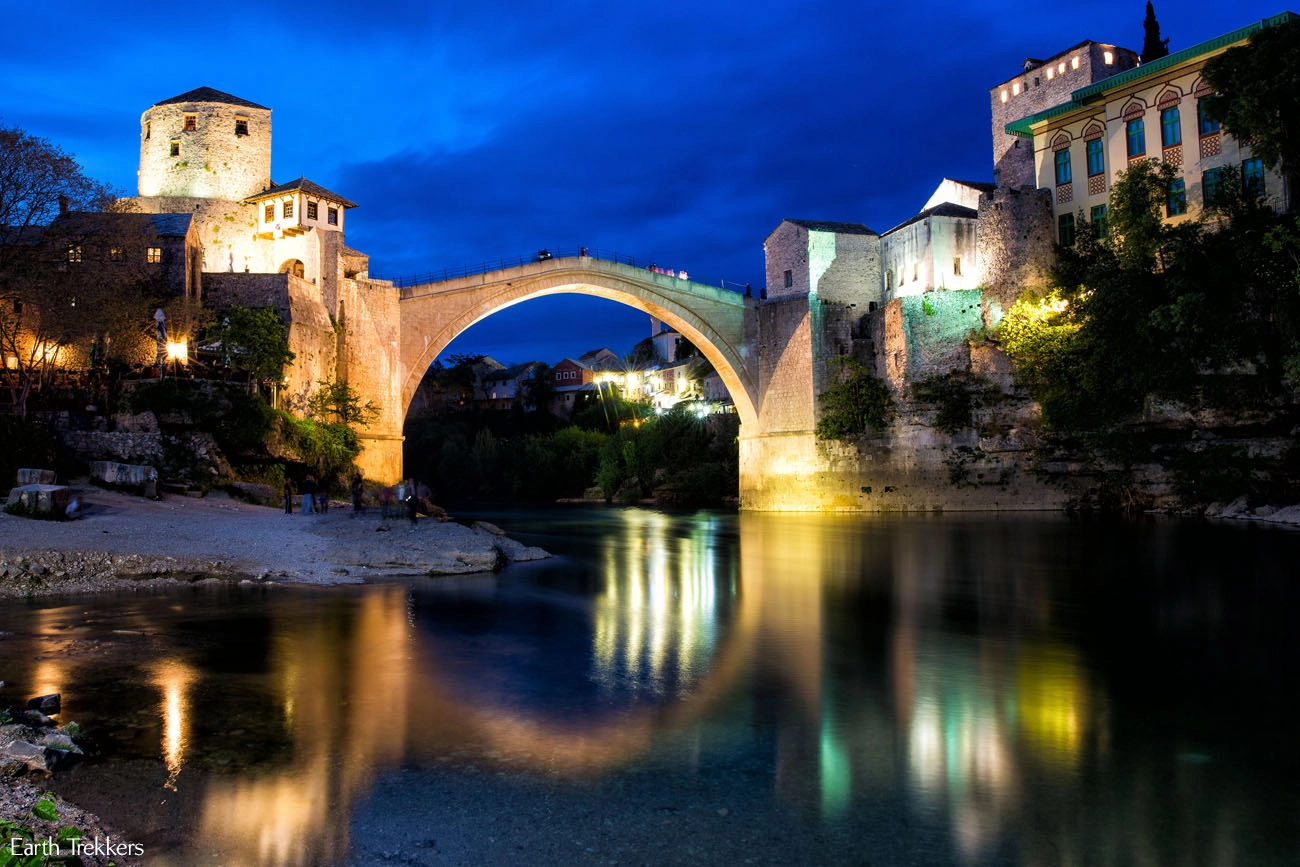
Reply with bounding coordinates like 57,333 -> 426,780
537,249 -> 553,261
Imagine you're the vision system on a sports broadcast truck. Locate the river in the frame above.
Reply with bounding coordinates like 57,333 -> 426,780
0,508 -> 1296,865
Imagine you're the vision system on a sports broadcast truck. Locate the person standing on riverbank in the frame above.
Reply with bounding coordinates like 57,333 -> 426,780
300,475 -> 316,516
351,472 -> 364,514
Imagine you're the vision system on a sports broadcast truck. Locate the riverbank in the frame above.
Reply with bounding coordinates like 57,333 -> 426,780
0,482 -> 549,598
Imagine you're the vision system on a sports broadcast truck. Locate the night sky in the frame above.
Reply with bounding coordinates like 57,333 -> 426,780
1,1 -> 1285,366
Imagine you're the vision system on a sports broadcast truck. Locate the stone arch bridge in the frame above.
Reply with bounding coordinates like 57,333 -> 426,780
349,256 -> 852,510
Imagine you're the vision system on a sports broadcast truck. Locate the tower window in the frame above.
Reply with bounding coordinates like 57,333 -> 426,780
147,247 -> 162,264
327,207 -> 338,226
169,140 -> 180,157
235,118 -> 249,136
183,114 -> 197,131
264,204 -> 274,222
67,245 -> 81,263
953,257 -> 962,277
144,121 -> 151,140
283,200 -> 294,219
109,246 -> 124,263
307,200 -> 318,220
783,269 -> 793,288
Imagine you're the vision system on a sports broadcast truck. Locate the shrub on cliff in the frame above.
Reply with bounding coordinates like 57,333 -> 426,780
815,356 -> 893,441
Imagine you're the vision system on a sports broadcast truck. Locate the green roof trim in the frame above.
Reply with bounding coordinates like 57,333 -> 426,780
1005,11 -> 1296,138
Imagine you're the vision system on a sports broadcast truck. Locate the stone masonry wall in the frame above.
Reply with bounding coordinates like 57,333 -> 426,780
755,296 -> 814,434
138,100 -> 271,200
764,222 -> 811,300
989,42 -> 1138,188
976,186 -> 1056,309
807,231 -> 882,309
338,276 -> 404,483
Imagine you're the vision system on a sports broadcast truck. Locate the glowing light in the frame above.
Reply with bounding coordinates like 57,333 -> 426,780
1058,62 -> 1066,74
1016,644 -> 1088,769
151,659 -> 198,791
1071,56 -> 1080,70
31,342 -> 62,365
1104,50 -> 1114,64
1046,68 -> 1054,80
1012,82 -> 1021,96
1000,89 -> 1008,103
166,339 -> 188,362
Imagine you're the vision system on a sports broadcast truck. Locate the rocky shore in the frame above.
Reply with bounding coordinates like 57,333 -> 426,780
0,482 -> 549,597
1,482 -> 550,856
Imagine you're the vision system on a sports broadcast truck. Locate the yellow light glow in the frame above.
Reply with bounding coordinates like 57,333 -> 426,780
32,342 -> 62,365
152,659 -> 198,791
1046,68 -> 1054,80
1104,50 -> 1114,64
166,339 -> 188,362
1058,62 -> 1066,74
1000,89 -> 1008,103
1012,82 -> 1021,96
1071,56 -> 1080,70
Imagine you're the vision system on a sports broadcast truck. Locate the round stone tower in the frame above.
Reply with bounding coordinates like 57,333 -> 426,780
138,87 -> 271,201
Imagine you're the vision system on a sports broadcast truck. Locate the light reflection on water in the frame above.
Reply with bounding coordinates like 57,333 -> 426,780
0,509 -> 1295,865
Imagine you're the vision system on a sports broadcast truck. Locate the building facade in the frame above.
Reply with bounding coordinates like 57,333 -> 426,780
990,42 -> 1140,189
1005,13 -> 1294,245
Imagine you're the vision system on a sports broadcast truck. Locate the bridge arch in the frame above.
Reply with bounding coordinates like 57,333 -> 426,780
397,257 -> 758,428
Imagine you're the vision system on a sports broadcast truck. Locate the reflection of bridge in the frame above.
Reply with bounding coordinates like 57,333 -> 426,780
346,254 -> 846,509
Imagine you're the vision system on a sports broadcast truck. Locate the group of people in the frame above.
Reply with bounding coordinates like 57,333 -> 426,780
648,264 -> 688,279
283,472 -> 366,516
284,472 -> 435,526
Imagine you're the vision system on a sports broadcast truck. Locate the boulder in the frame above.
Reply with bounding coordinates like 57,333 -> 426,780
88,460 -> 156,488
5,484 -> 71,518
26,694 -> 60,715
16,468 -> 57,485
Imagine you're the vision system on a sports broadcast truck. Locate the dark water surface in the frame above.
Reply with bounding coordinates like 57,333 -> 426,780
1,509 -> 1297,865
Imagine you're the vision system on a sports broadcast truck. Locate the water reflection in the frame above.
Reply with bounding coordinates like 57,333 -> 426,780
0,511 -> 1294,865
151,659 -> 197,790
593,510 -> 730,696
197,589 -> 411,866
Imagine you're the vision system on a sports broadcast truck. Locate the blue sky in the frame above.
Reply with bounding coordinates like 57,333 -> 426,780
0,1 -> 1286,366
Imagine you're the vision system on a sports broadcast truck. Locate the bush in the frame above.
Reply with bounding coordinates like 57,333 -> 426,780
815,356 -> 893,440
912,371 -> 1001,434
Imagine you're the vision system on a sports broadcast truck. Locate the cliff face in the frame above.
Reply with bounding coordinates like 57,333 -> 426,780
740,294 -> 1299,513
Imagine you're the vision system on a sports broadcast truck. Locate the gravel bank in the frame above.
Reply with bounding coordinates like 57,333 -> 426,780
0,483 -> 548,598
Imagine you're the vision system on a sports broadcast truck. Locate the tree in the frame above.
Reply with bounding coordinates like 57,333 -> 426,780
0,124 -> 125,416
522,362 -> 556,412
1202,17 -> 1300,212
210,305 -> 294,383
308,379 -> 378,426
1141,1 -> 1170,62
815,357 -> 893,440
